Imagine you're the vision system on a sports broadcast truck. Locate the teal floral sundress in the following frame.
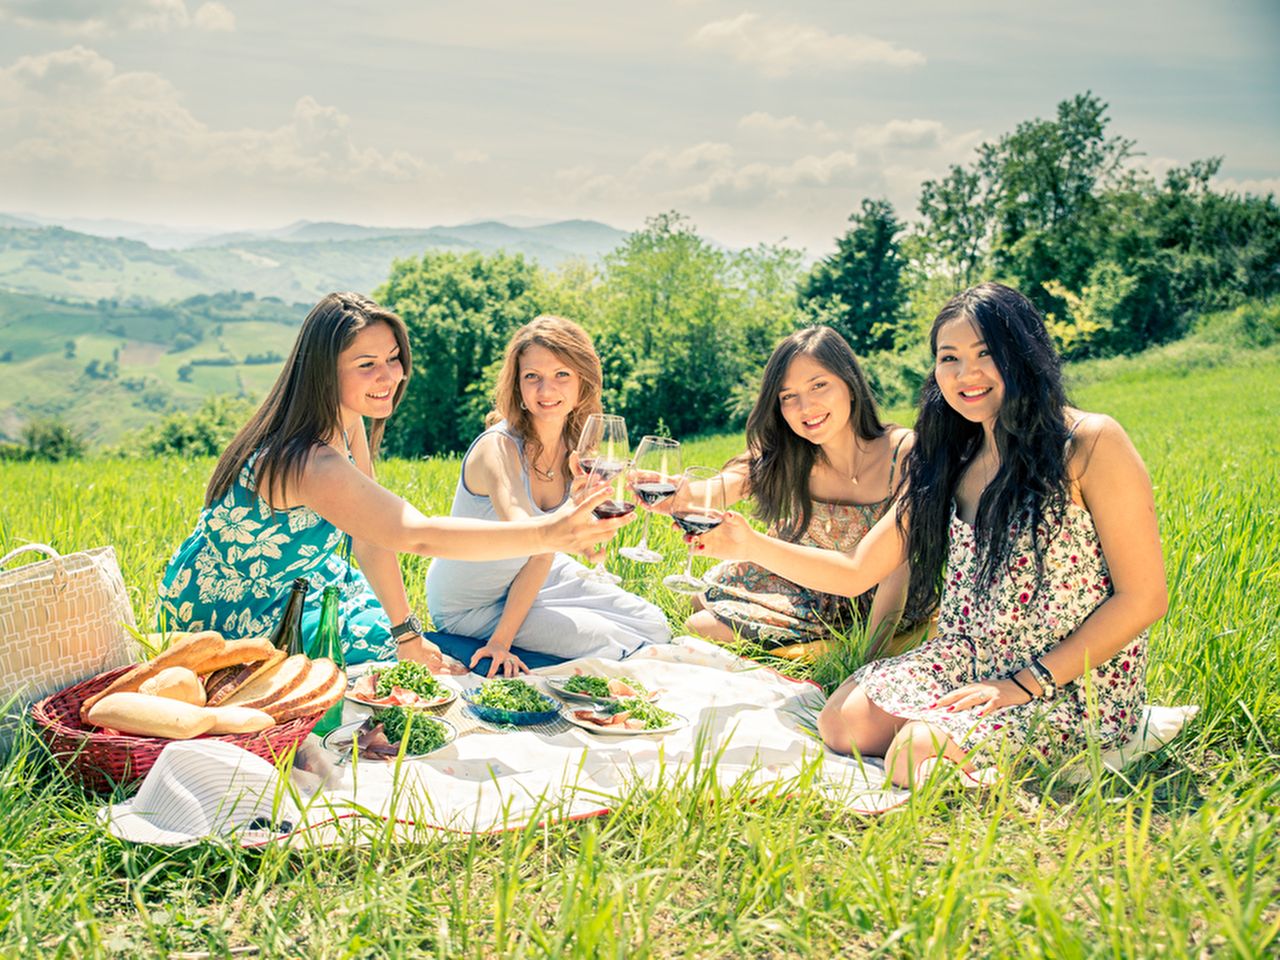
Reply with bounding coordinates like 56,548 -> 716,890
157,450 -> 396,664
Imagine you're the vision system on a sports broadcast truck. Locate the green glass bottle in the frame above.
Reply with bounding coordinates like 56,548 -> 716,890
310,584 -> 346,737
270,577 -> 309,656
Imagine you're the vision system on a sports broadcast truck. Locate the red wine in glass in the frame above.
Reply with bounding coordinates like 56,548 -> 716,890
620,436 -> 683,565
593,500 -> 637,520
634,481 -> 678,507
671,511 -> 722,536
663,466 -> 726,595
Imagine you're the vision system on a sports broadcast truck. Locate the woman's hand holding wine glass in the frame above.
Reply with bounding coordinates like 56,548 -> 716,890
663,466 -> 728,594
573,413 -> 631,584
682,509 -> 755,560
620,435 -> 681,564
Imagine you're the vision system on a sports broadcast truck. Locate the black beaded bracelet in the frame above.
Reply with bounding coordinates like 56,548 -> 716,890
1008,673 -> 1037,701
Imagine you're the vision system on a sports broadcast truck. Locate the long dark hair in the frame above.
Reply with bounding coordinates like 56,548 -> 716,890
205,292 -> 411,507
743,326 -> 886,540
898,282 -> 1071,613
486,315 -> 603,479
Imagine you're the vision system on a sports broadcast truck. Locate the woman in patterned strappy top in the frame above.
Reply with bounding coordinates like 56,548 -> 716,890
691,284 -> 1167,784
686,326 -> 933,658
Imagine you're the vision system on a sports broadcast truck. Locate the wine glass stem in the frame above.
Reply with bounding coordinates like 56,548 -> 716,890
682,544 -> 695,579
636,511 -> 653,550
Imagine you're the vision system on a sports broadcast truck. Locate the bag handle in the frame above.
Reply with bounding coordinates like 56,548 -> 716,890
0,543 -> 67,590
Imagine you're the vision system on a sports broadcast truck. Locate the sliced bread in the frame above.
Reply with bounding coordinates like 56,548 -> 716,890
269,669 -> 347,723
206,649 -> 286,706
220,653 -> 311,710
188,636 -> 277,675
262,658 -> 340,719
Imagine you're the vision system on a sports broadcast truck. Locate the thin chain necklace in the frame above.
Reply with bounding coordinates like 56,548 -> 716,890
530,437 -> 564,482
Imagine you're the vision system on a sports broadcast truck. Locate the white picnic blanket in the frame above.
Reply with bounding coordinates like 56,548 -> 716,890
97,638 -> 1199,844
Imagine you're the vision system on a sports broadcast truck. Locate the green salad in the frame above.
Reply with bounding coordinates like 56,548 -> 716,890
377,706 -> 448,754
604,697 -> 676,730
374,660 -> 443,700
471,678 -> 553,713
562,675 -> 648,698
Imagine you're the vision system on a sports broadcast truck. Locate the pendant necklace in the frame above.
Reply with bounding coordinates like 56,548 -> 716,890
530,438 -> 563,482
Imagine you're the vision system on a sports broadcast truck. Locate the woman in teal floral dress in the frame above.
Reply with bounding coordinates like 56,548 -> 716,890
158,293 -> 633,667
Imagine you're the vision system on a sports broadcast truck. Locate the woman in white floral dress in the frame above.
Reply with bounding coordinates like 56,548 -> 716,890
158,293 -> 632,667
692,283 -> 1168,785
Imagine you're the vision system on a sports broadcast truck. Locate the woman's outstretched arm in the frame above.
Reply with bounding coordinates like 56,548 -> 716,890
289,445 -> 628,560
694,503 -> 909,599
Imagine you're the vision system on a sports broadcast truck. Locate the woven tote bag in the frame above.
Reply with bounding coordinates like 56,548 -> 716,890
0,543 -> 140,747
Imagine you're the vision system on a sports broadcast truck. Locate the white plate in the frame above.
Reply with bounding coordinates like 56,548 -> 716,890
561,707 -> 687,736
344,686 -> 457,710
544,675 -> 654,704
322,715 -> 458,761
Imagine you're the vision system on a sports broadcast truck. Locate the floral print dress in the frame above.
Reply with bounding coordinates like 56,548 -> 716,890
157,451 -> 396,664
700,436 -> 922,648
850,501 -> 1147,765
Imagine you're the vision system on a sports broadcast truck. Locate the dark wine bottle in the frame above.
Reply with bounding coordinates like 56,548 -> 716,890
309,585 -> 346,737
270,577 -> 310,656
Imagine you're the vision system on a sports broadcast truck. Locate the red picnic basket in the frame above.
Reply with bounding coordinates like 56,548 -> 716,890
31,666 -> 323,793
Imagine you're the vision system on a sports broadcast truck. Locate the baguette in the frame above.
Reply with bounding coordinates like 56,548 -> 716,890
221,654 -> 311,709
263,658 -> 340,718
85,692 -> 217,740
138,666 -> 206,706
188,636 -> 276,675
79,631 -> 225,722
269,670 -> 346,723
206,705 -> 276,735
206,649 -> 286,706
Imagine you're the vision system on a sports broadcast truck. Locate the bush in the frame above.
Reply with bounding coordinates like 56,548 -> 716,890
133,395 -> 256,457
21,418 -> 86,462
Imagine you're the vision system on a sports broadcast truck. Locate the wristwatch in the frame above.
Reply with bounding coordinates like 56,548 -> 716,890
391,614 -> 424,643
1028,657 -> 1058,699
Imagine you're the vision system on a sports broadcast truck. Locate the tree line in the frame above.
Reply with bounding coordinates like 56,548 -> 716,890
11,92 -> 1277,461
379,92 -> 1278,458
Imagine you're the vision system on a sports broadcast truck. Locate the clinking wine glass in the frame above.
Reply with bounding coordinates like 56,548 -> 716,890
574,414 -> 630,585
662,466 -> 726,595
619,435 -> 682,564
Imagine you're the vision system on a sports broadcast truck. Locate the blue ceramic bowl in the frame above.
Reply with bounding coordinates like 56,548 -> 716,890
462,685 -> 561,726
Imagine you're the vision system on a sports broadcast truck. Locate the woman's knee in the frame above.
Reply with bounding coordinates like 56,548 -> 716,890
886,721 -> 954,787
818,686 -> 896,757
683,609 -> 735,643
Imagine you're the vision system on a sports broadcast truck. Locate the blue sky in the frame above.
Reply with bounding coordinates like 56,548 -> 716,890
0,0 -> 1275,253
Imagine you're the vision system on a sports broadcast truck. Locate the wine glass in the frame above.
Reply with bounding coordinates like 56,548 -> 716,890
662,466 -> 726,595
619,436 -> 682,564
574,414 -> 630,585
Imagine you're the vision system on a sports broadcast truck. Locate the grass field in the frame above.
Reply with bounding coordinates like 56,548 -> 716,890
0,357 -> 1276,957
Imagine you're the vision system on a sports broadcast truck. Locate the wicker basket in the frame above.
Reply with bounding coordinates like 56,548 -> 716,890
31,666 -> 322,793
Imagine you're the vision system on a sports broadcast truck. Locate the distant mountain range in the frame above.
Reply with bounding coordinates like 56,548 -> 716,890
0,215 -> 630,304
0,213 -> 633,444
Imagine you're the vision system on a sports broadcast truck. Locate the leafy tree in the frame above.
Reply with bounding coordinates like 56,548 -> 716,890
917,165 -> 991,292
798,198 -> 906,352
22,418 -> 85,461
136,395 -> 256,457
378,251 -> 543,456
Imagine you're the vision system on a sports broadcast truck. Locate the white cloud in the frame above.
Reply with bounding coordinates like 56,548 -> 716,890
1212,175 -> 1280,197
0,47 -> 426,196
855,118 -> 946,150
0,0 -> 233,33
738,111 -> 840,142
192,2 -> 234,32
690,13 -> 925,77
453,147 -> 490,164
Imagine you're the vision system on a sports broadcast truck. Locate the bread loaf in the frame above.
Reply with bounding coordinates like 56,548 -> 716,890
138,666 -> 206,706
206,705 -> 276,735
85,692 -> 217,740
221,654 -> 311,709
79,631 -> 225,722
188,636 -> 277,675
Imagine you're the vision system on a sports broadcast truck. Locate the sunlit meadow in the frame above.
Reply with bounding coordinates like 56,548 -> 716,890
0,355 -> 1276,957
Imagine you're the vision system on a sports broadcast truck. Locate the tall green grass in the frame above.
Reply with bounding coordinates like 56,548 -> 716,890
0,358 -> 1276,957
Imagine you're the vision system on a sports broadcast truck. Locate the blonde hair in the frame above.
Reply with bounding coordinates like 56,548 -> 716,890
488,315 -> 603,478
